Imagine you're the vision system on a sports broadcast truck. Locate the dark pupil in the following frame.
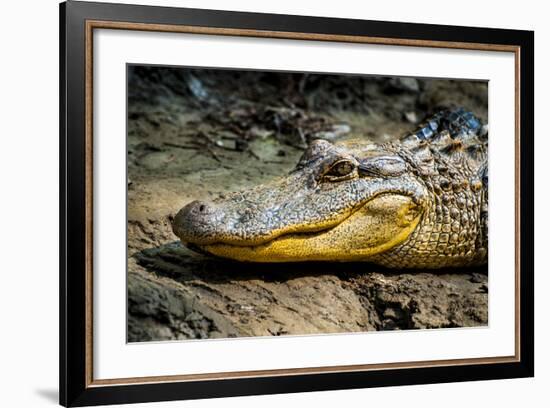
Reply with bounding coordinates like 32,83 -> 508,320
333,161 -> 353,176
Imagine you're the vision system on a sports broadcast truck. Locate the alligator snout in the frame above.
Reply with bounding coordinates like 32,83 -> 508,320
172,200 -> 223,245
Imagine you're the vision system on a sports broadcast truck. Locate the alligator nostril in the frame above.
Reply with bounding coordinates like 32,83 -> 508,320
172,199 -> 221,242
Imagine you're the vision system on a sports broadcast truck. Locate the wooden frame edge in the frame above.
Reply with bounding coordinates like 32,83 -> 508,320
85,18 -> 94,389
514,46 -> 522,361
88,19 -> 519,52
89,355 -> 519,387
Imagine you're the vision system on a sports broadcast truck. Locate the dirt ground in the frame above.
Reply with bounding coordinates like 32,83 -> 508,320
127,66 -> 488,342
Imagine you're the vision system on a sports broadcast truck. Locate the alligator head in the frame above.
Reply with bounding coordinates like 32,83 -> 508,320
172,109 -> 488,268
173,138 -> 428,262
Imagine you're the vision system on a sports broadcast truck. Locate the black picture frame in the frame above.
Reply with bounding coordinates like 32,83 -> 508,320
60,1 -> 534,406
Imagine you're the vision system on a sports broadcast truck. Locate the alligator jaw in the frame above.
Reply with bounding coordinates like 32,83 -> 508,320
188,194 -> 422,262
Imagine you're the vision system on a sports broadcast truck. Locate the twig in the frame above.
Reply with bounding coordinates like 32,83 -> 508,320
163,142 -> 196,150
248,149 -> 261,160
205,146 -> 222,162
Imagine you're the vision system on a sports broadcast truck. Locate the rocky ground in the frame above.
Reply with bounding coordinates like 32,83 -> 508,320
127,66 -> 488,342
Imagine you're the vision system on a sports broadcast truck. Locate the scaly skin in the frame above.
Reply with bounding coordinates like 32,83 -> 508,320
172,108 -> 488,269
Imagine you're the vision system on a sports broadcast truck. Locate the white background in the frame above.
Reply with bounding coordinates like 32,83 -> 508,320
94,29 -> 516,379
0,0 -> 546,407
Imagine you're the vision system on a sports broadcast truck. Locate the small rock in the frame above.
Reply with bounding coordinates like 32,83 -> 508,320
404,111 -> 418,123
388,77 -> 420,92
186,74 -> 210,102
314,124 -> 351,141
216,139 -> 237,150
470,273 -> 487,284
249,126 -> 274,140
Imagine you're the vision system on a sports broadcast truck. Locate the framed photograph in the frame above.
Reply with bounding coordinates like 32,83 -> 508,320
60,1 -> 534,406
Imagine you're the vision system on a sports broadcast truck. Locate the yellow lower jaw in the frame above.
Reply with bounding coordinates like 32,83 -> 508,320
202,194 -> 422,262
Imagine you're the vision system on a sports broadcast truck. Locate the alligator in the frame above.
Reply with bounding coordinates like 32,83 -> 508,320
172,108 -> 488,269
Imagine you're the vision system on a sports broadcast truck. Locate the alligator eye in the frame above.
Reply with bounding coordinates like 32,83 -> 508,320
324,159 -> 357,181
